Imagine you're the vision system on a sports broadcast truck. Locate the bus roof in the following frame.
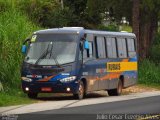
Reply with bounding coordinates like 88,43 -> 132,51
35,27 -> 83,34
85,30 -> 136,37
35,27 -> 136,37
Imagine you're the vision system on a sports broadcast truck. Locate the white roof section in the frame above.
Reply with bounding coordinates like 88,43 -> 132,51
34,27 -> 136,38
62,27 -> 84,30
35,27 -> 84,34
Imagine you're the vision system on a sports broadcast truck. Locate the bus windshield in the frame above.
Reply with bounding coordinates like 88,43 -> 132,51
24,34 -> 78,65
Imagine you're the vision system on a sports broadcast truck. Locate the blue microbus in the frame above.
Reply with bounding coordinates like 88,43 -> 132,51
21,27 -> 137,99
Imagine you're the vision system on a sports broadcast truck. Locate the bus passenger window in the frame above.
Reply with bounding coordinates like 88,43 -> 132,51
117,38 -> 127,58
127,38 -> 136,58
106,37 -> 117,58
95,37 -> 106,58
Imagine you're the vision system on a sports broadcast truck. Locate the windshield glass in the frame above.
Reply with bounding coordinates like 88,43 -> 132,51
25,34 -> 78,65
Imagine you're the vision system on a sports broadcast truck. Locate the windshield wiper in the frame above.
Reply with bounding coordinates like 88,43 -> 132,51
35,42 -> 62,68
35,43 -> 50,65
49,42 -> 62,68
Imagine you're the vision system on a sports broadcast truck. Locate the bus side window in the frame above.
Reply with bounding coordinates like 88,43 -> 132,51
127,38 -> 136,58
95,36 -> 106,58
117,38 -> 127,58
106,37 -> 117,58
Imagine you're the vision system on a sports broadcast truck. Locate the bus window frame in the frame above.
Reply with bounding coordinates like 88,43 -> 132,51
105,37 -> 118,59
126,38 -> 137,58
93,35 -> 137,60
116,37 -> 128,58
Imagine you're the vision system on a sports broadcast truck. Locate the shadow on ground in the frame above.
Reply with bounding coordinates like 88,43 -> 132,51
37,92 -> 108,101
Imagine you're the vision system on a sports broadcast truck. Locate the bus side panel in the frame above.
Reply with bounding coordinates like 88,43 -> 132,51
106,58 -> 138,89
82,59 -> 110,92
108,78 -> 119,89
123,71 -> 137,88
82,60 -> 99,91
82,57 -> 137,92
123,57 -> 138,87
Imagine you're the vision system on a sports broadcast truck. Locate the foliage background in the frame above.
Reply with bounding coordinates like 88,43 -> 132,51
0,0 -> 40,91
0,0 -> 160,95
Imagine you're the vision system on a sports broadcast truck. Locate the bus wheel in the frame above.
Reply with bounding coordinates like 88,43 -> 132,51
28,93 -> 38,99
73,81 -> 84,100
108,80 -> 123,96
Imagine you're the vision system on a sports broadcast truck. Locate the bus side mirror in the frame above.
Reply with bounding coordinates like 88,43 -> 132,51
22,45 -> 27,54
84,40 -> 89,49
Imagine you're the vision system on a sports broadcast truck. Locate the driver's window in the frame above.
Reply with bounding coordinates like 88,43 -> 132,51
83,41 -> 93,59
88,42 -> 93,58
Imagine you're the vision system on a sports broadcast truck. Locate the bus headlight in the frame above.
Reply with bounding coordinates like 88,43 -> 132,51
60,76 -> 76,83
21,77 -> 32,82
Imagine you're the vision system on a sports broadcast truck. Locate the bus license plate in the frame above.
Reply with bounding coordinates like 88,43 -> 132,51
41,87 -> 52,92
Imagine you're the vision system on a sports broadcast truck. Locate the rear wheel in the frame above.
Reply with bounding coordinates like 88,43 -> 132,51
28,93 -> 38,99
108,80 -> 123,96
73,81 -> 84,100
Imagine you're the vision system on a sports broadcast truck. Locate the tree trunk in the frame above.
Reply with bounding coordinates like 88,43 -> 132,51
132,0 -> 159,59
132,0 -> 140,57
139,10 -> 158,59
150,13 -> 158,45
140,21 -> 151,59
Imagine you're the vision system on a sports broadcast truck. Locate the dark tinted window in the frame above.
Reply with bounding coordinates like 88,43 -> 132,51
106,37 -> 117,58
95,36 -> 106,58
117,38 -> 127,58
127,38 -> 136,58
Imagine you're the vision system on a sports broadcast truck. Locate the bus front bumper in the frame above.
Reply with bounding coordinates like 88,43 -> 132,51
22,81 -> 79,94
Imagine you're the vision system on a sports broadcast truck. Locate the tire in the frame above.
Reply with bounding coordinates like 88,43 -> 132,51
28,93 -> 38,99
108,80 -> 123,96
73,81 -> 84,100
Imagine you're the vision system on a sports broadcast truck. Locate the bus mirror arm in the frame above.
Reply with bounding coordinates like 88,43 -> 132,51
79,42 -> 83,51
23,38 -> 30,45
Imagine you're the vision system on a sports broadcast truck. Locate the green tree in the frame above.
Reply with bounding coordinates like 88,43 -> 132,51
139,0 -> 160,59
64,0 -> 87,16
132,0 -> 160,59
107,0 -> 160,59
19,0 -> 60,27
45,7 -> 77,27
18,0 -> 160,60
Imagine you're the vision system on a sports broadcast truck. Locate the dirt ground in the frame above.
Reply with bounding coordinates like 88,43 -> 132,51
122,85 -> 159,94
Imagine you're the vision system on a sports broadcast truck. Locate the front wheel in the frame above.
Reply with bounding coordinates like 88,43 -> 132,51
108,80 -> 123,96
73,81 -> 84,100
28,93 -> 38,99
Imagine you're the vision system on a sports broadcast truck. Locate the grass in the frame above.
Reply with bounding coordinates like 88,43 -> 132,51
0,91 -> 36,107
0,88 -> 37,107
0,0 -> 41,90
138,59 -> 160,87
0,0 -> 41,106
